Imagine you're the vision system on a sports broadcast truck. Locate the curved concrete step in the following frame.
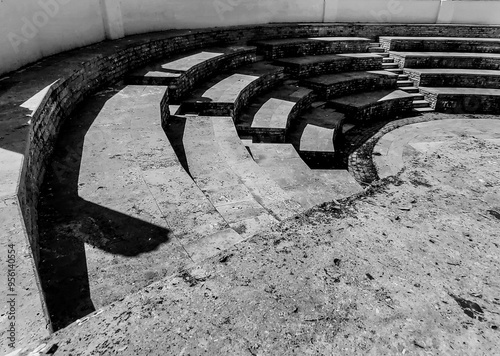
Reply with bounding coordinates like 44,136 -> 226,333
246,142 -> 363,210
275,53 -> 382,78
179,115 -> 302,233
254,37 -> 371,59
38,85 -> 239,327
179,62 -> 285,117
389,51 -> 500,70
126,46 -> 257,100
299,124 -> 337,162
329,89 -> 414,122
419,87 -> 500,114
236,83 -> 314,142
404,68 -> 500,88
380,36 -> 500,53
303,70 -> 398,100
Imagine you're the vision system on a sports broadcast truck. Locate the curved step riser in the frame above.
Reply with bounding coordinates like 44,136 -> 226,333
392,55 -> 500,70
180,67 -> 285,118
329,91 -> 414,122
127,47 -> 258,101
304,72 -> 398,101
238,89 -> 315,143
420,88 -> 500,114
255,38 -> 371,60
380,37 -> 500,53
277,54 -> 383,78
405,70 -> 500,89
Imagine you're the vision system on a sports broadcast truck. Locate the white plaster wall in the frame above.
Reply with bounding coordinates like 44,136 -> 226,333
437,0 -> 500,25
101,0 -> 125,40
2,0 -> 500,77
325,0 -> 441,24
0,0 -> 106,76
119,0 -> 325,36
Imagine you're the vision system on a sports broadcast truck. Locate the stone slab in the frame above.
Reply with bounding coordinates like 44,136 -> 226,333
251,98 -> 295,130
247,143 -> 362,210
380,36 -> 500,53
300,124 -> 335,153
330,89 -> 413,108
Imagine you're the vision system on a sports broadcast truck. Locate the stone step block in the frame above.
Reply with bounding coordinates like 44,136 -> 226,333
236,85 -> 314,143
380,36 -> 500,53
329,89 -> 414,122
179,62 -> 285,117
404,68 -> 500,88
275,53 -> 383,78
127,46 -> 257,100
253,37 -> 371,59
390,51 -> 500,70
303,70 -> 398,100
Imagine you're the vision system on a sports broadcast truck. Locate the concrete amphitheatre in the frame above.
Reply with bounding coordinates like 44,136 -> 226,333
1,0 -> 500,354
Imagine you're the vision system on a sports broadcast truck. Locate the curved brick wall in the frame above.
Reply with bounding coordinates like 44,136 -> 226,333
2,23 -> 500,350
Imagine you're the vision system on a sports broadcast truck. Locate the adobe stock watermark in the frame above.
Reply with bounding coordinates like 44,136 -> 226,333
370,0 -> 403,23
7,0 -> 75,54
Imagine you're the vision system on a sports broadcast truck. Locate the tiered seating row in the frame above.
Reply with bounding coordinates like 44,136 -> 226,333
329,89 -> 414,122
275,53 -> 383,78
380,36 -> 500,53
179,62 -> 285,118
419,87 -> 500,114
127,46 -> 257,101
390,51 -> 500,70
303,70 -> 398,100
379,36 -> 500,114
404,68 -> 500,88
236,84 -> 314,142
254,37 -> 372,59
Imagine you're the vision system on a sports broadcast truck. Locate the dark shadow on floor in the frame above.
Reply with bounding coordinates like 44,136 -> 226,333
38,85 -> 173,331
164,115 -> 191,176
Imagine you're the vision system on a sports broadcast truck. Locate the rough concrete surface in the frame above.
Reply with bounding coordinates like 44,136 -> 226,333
22,114 -> 500,355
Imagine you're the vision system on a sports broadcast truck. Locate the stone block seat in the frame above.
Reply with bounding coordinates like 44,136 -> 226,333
389,51 -> 500,70
126,46 -> 257,101
299,124 -> 336,159
245,142 -> 362,210
303,70 -> 398,100
404,68 -> 500,88
329,89 -> 414,122
177,62 -> 284,117
275,53 -> 383,77
254,37 -> 372,59
175,115 -> 303,232
236,83 -> 314,142
286,106 -> 345,167
418,87 -> 500,114
380,36 -> 500,53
